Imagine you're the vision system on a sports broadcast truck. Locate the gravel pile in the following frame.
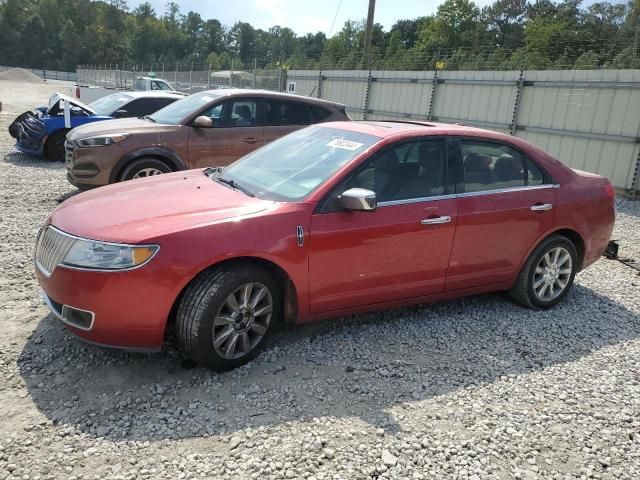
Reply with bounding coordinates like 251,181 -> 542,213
0,68 -> 43,83
1,82 -> 640,479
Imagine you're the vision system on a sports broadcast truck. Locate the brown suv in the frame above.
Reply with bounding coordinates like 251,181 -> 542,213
65,89 -> 349,188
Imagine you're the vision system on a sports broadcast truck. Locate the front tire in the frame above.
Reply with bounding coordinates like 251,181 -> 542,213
119,158 -> 172,181
176,265 -> 281,371
510,235 -> 578,309
45,130 -> 68,162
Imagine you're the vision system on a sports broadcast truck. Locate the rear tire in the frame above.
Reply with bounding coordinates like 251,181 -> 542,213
176,265 -> 281,371
119,158 -> 172,181
45,130 -> 68,162
509,235 -> 578,309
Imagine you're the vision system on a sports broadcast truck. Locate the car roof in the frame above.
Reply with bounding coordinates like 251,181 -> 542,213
197,88 -> 346,109
137,76 -> 169,82
320,120 -> 518,143
122,91 -> 184,99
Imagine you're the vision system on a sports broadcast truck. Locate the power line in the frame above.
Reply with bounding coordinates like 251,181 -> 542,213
328,0 -> 344,37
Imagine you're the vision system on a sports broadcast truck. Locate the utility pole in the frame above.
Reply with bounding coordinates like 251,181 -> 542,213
363,0 -> 376,70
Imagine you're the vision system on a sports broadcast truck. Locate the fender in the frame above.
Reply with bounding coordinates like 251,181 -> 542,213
514,224 -> 587,282
110,147 -> 187,183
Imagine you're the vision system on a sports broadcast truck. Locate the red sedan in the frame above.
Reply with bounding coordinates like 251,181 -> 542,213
35,121 -> 615,370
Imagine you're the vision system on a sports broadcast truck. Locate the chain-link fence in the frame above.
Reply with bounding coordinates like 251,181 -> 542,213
76,63 -> 284,93
0,65 -> 76,81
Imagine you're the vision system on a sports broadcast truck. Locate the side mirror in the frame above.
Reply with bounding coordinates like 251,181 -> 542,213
114,109 -> 128,118
193,115 -> 213,128
339,188 -> 377,211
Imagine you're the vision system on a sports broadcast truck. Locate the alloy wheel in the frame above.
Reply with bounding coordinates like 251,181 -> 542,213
133,167 -> 164,179
532,246 -> 573,302
212,282 -> 273,360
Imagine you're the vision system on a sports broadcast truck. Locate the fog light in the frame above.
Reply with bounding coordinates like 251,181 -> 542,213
61,305 -> 94,331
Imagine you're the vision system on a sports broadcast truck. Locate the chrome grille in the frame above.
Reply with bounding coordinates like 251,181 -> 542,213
35,226 -> 76,277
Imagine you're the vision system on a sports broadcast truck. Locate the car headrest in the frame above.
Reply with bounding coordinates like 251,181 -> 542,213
464,153 -> 492,173
236,105 -> 251,118
494,154 -> 523,181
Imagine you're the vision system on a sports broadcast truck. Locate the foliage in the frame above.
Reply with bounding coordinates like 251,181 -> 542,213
0,0 -> 638,71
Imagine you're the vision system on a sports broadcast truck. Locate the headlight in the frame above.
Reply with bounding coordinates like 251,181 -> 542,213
76,133 -> 129,147
61,239 -> 158,270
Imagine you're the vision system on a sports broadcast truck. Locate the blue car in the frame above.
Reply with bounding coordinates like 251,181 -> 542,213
9,91 -> 183,161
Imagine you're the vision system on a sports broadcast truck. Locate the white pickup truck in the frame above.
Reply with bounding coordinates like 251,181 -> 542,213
70,76 -> 184,103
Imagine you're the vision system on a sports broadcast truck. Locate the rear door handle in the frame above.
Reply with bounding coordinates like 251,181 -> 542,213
531,203 -> 553,211
241,138 -> 260,144
421,216 -> 451,225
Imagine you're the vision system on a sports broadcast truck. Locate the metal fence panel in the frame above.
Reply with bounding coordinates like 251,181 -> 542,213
519,70 -> 640,138
516,70 -> 640,190
433,70 -> 520,132
366,70 -> 433,120
319,70 -> 369,119
287,70 -> 320,97
516,131 -> 639,191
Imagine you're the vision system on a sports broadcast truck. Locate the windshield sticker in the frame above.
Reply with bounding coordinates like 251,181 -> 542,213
327,138 -> 364,151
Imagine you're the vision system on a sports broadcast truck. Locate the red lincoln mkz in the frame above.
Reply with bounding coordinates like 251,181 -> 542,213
36,121 -> 615,370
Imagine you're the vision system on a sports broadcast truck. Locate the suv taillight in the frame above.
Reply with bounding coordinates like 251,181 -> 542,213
602,182 -> 614,201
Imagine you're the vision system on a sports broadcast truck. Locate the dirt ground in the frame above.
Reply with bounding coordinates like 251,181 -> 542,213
1,80 -> 639,480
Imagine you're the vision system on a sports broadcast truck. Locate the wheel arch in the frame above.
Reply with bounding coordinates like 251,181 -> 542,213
110,147 -> 186,183
520,227 -> 586,277
44,127 -> 70,150
166,255 -> 300,337
549,228 -> 585,270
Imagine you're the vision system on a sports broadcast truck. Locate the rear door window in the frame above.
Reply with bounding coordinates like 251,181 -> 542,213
460,140 -> 547,193
264,100 -> 311,126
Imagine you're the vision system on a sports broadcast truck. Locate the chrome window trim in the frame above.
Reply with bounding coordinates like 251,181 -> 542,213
456,184 -> 560,198
35,225 -> 160,276
378,193 -> 458,207
376,184 -> 559,207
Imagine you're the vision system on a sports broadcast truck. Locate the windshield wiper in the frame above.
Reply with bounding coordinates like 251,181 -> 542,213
209,170 -> 255,197
141,115 -> 156,122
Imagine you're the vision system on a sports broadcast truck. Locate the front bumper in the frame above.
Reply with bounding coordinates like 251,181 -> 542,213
65,140 -> 122,187
37,262 -> 171,351
10,111 -> 46,156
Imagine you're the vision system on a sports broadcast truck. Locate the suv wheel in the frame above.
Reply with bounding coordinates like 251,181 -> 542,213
509,234 -> 578,309
119,158 -> 172,181
176,265 -> 281,371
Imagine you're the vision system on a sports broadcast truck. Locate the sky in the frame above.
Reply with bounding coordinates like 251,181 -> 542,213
126,0 -> 497,36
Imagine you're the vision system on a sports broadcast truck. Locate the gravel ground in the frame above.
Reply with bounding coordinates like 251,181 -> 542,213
1,80 -> 640,480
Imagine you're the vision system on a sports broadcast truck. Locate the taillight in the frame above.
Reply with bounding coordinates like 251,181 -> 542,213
75,86 -> 80,98
602,182 -> 614,201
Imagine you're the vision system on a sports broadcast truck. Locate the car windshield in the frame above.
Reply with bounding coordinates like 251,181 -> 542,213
217,126 -> 379,201
89,93 -> 133,116
149,91 -> 220,125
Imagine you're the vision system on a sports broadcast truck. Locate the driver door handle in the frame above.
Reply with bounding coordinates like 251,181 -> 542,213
241,138 -> 260,144
530,203 -> 553,211
421,216 -> 451,225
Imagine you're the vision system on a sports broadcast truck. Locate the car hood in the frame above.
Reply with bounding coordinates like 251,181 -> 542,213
67,117 -> 166,141
47,93 -> 97,115
49,170 -> 274,243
